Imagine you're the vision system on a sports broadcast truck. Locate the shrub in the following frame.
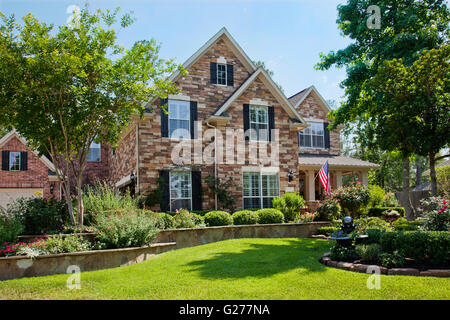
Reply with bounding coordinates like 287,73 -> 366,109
0,214 -> 23,244
331,182 -> 370,217
367,207 -> 405,217
380,251 -> 405,268
417,196 -> 447,214
365,228 -> 383,244
172,209 -> 205,229
330,244 -> 358,262
272,193 -> 305,222
232,210 -> 259,225
419,198 -> 449,231
93,210 -> 159,249
314,198 -> 341,221
392,217 -> 422,231
356,243 -> 382,263
436,165 -> 450,195
368,185 -> 385,207
296,212 -> 315,222
41,234 -> 91,254
256,208 -> 284,224
155,212 -> 175,229
315,226 -> 338,236
204,211 -> 233,226
83,183 -> 139,226
355,217 -> 392,232
382,192 -> 399,207
7,197 -> 69,235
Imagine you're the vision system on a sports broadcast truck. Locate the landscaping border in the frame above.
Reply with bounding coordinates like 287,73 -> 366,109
319,253 -> 450,278
1,222 -> 330,281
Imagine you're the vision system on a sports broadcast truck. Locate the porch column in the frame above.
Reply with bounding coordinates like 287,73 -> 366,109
306,170 -> 315,201
361,170 -> 369,186
336,170 -> 343,188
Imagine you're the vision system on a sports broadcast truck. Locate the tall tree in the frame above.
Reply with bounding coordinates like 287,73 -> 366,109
0,7 -> 184,226
316,0 -> 449,219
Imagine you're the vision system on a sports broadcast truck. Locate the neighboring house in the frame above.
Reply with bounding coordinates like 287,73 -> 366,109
109,28 -> 379,212
1,28 -> 379,212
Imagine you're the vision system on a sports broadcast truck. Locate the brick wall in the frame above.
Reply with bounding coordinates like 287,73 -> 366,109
109,124 -> 137,186
83,143 -> 111,186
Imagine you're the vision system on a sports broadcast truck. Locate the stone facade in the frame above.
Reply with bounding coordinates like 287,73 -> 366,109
108,124 -> 137,187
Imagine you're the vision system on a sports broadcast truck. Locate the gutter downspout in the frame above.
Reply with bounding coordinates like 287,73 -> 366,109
206,120 -> 218,210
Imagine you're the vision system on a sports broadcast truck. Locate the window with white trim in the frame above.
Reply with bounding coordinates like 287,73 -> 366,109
243,172 -> 279,209
169,100 -> 190,139
170,171 -> 192,211
9,152 -> 21,171
299,121 -> 324,148
87,142 -> 101,162
217,63 -> 227,85
249,105 -> 269,141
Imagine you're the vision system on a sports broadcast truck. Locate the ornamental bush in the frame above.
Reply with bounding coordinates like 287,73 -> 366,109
392,217 -> 422,231
330,244 -> 358,262
368,185 -> 385,207
93,210 -> 159,249
272,192 -> 305,222
314,198 -> 341,221
172,209 -> 205,229
232,210 -> 259,225
331,182 -> 370,217
418,197 -> 449,231
0,214 -> 23,244
204,211 -> 233,226
356,243 -> 382,263
315,226 -> 338,236
355,217 -> 392,232
256,209 -> 284,224
367,207 -> 405,217
155,212 -> 175,229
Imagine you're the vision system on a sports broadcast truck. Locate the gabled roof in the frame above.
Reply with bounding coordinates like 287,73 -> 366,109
289,85 -> 332,114
423,158 -> 450,175
213,68 -> 306,123
168,27 -> 257,83
0,130 -> 56,172
298,154 -> 380,169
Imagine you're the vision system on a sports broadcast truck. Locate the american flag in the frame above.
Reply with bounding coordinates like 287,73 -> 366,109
318,160 -> 331,196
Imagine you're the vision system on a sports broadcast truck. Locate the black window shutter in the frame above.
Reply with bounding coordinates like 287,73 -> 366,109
160,98 -> 169,138
1,151 -> 9,171
159,170 -> 170,212
268,107 -> 275,142
20,152 -> 28,171
324,122 -> 330,149
226,64 -> 234,86
243,104 -> 250,141
210,62 -> 217,84
190,101 -> 197,140
191,171 -> 202,211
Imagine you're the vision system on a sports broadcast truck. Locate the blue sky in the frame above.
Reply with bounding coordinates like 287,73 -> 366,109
0,0 -> 350,102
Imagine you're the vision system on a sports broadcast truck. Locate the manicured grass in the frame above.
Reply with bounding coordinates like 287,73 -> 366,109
0,238 -> 449,300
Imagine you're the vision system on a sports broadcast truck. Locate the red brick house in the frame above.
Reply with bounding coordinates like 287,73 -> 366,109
0,28 -> 378,212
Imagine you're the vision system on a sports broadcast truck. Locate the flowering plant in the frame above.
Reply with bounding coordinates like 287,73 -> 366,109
331,182 -> 370,217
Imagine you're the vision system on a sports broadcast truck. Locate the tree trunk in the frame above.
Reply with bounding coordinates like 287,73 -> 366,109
76,176 -> 84,227
62,181 -> 76,225
429,153 -> 438,196
415,157 -> 422,186
402,156 -> 414,220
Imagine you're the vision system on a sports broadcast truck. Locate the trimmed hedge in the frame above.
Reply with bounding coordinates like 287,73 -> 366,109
232,210 -> 259,225
204,211 -> 233,226
380,231 -> 450,266
256,209 -> 284,224
315,226 -> 338,236
368,207 -> 405,217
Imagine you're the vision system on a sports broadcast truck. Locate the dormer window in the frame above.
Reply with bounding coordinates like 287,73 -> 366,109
217,63 -> 227,85
299,121 -> 325,148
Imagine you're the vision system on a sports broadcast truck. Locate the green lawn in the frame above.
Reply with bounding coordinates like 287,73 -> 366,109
0,238 -> 448,300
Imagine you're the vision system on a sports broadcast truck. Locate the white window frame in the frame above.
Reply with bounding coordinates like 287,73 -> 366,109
169,171 -> 192,212
87,142 -> 101,162
9,152 -> 21,171
168,99 -> 191,140
249,105 -> 269,142
216,63 -> 227,86
242,171 -> 279,209
299,121 -> 325,149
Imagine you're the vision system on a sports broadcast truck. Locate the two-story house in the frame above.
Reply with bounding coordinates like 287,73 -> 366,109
0,27 -> 378,212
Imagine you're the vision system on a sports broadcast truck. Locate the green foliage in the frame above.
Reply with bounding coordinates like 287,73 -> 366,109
418,197 -> 449,231
314,198 -> 341,221
138,177 -> 165,209
256,209 -> 284,224
382,192 -> 400,207
365,229 -> 383,244
204,211 -> 233,227
380,251 -> 405,269
93,210 -> 159,249
154,212 -> 175,230
368,207 -> 405,217
232,210 -> 259,226
0,7 -> 184,226
392,218 -> 422,231
332,182 -> 370,217
296,212 -> 316,223
40,234 -> 91,254
172,209 -> 205,229
7,197 -> 69,235
0,214 -> 23,244
205,176 -> 237,212
368,185 -> 385,207
436,165 -> 450,195
355,217 -> 392,233
272,192 -> 305,222
356,243 -> 382,263
83,183 -> 140,226
315,226 -> 338,236
330,244 -> 358,262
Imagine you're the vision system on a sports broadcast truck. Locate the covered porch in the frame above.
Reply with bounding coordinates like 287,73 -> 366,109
298,155 -> 380,211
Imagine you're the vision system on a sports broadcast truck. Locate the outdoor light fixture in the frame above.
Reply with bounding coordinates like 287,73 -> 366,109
50,184 -> 54,194
288,170 -> 294,182
130,172 -> 136,185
